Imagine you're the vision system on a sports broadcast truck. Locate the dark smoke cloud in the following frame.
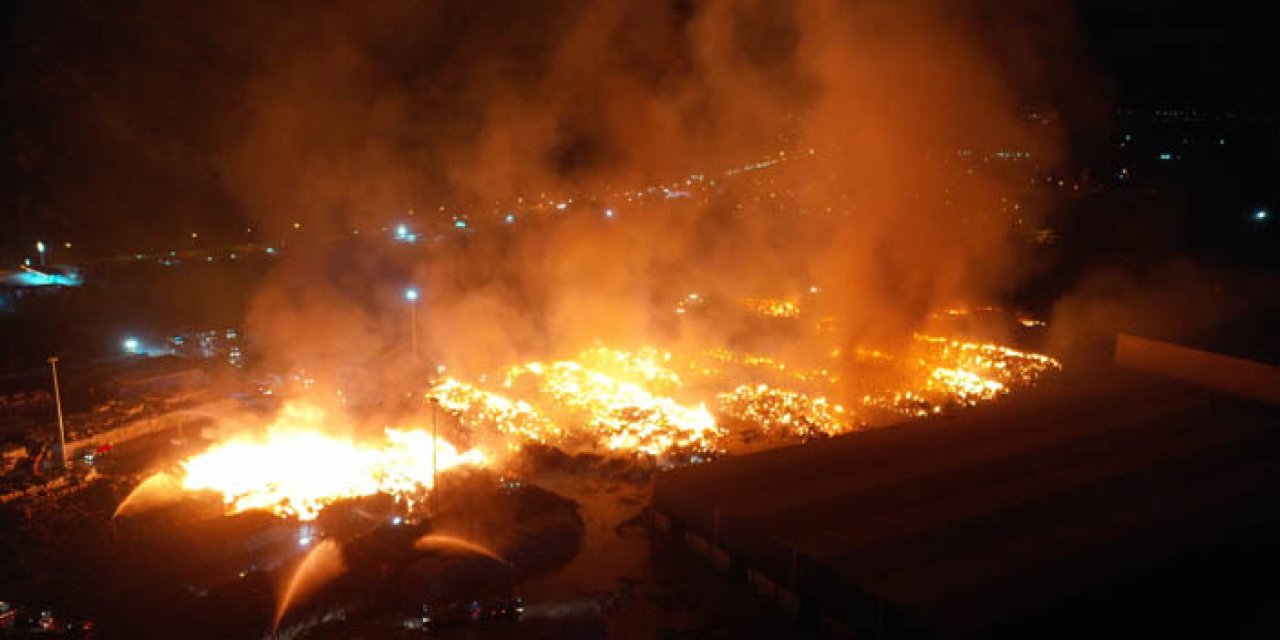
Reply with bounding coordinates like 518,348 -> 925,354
224,0 -> 1082,382
7,0 -> 1084,384
1045,261 -> 1280,365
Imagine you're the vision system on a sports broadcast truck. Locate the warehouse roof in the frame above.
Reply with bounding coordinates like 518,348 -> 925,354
655,366 -> 1280,636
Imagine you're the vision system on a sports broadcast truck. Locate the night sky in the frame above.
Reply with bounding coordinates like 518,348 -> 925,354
1076,0 -> 1277,107
2,0 -> 1275,257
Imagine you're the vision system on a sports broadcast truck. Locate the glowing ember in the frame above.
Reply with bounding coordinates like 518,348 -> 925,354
162,335 -> 1059,522
741,297 -> 802,319
912,334 -> 1061,391
426,338 -> 1060,457
180,403 -> 486,520
675,292 -> 706,315
432,377 -> 560,446
428,347 -> 724,458
927,367 -> 1005,403
851,335 -> 1062,416
575,345 -> 683,391
502,359 -> 722,456
717,384 -> 852,438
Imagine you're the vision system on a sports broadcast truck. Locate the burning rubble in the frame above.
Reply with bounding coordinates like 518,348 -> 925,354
427,333 -> 1061,462
177,403 -> 487,521
132,310 -> 1060,525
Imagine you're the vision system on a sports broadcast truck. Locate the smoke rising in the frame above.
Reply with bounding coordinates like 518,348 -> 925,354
211,0 -> 1075,394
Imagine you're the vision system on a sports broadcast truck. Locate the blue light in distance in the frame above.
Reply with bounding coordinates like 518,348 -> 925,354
404,287 -> 420,303
122,337 -> 141,354
1255,209 -> 1269,222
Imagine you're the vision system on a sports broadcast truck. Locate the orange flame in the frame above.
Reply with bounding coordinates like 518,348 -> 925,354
179,402 -> 486,520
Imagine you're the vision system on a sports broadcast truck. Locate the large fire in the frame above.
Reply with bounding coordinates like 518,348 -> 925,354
166,321 -> 1060,522
180,403 -> 486,520
432,354 -> 722,458
428,335 -> 1061,459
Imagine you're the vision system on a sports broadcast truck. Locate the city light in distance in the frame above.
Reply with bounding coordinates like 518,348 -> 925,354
404,287 -> 420,303
122,337 -> 141,354
1254,209 -> 1269,222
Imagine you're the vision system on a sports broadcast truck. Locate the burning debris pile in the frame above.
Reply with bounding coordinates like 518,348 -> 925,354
434,348 -> 723,459
717,384 -> 849,438
140,329 -> 1058,524
429,335 -> 1062,459
125,284 -> 1062,526
430,379 -> 561,447
914,336 -> 1062,403
178,403 -> 487,520
847,335 -> 1063,419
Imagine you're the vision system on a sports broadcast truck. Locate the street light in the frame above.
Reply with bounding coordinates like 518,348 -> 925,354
122,337 -> 141,354
404,287 -> 420,362
36,240 -> 47,266
429,396 -> 440,516
47,357 -> 67,467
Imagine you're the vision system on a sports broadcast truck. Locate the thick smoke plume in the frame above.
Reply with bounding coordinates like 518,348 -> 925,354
216,0 -> 1073,395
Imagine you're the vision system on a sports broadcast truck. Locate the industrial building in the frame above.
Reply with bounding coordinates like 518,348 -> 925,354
654,337 -> 1280,638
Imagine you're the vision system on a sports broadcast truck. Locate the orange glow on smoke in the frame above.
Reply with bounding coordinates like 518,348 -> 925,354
172,337 -> 1059,520
741,297 -> 802,319
180,403 -> 486,520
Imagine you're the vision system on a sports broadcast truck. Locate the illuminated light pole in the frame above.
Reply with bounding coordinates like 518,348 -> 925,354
36,240 -> 47,266
47,357 -> 67,467
429,396 -> 440,516
404,287 -> 420,362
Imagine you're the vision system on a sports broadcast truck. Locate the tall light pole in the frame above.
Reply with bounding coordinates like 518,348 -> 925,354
404,287 -> 420,363
429,396 -> 440,516
47,357 -> 67,467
